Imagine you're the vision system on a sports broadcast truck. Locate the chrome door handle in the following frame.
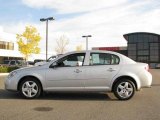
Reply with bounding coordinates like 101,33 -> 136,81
74,69 -> 82,73
107,68 -> 116,72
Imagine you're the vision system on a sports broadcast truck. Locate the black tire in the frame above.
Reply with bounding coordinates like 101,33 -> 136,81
19,77 -> 42,99
113,79 -> 135,100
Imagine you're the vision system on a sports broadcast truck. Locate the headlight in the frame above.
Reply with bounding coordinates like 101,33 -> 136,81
8,71 -> 17,78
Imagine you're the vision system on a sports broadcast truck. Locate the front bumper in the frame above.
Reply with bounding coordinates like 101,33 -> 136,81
5,76 -> 18,91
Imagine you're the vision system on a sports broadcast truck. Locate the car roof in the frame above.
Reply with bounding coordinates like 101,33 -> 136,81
65,50 -> 122,56
64,50 -> 136,64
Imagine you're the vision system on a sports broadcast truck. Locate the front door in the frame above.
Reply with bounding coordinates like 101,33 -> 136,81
45,53 -> 86,91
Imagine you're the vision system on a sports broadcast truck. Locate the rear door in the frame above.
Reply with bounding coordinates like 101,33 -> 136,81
84,52 -> 121,90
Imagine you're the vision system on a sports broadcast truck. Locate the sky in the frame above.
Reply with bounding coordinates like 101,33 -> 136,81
0,0 -> 160,55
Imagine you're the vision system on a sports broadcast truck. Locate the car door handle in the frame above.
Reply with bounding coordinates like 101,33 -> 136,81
107,68 -> 116,72
74,69 -> 82,73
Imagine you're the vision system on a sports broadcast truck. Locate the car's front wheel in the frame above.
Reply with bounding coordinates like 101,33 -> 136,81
113,79 -> 135,100
19,78 -> 42,99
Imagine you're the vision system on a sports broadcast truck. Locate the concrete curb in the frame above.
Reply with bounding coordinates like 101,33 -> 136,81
0,73 -> 9,76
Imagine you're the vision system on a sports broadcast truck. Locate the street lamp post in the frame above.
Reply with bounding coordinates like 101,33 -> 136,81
82,35 -> 92,50
40,17 -> 54,61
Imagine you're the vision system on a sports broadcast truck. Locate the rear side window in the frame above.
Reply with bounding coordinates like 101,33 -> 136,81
90,53 -> 120,65
111,54 -> 120,64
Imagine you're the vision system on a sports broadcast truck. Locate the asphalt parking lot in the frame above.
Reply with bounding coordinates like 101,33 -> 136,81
0,69 -> 160,120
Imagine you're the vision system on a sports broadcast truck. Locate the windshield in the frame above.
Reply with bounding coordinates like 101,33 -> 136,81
48,56 -> 56,61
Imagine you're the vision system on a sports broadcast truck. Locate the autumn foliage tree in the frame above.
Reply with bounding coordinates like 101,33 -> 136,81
17,26 -> 41,60
76,44 -> 83,51
55,35 -> 69,54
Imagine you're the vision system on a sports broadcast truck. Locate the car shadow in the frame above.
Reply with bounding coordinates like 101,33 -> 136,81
151,84 -> 160,87
41,92 -> 118,101
0,89 -> 22,99
0,89 -> 117,101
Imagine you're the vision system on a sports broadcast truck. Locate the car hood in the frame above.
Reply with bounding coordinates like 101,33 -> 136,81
14,65 -> 45,73
35,61 -> 47,66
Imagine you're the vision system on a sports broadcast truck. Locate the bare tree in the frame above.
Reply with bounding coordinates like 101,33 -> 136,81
55,35 -> 69,54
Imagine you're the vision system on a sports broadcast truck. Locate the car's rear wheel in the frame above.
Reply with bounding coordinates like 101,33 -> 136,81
19,78 -> 42,99
113,79 -> 135,100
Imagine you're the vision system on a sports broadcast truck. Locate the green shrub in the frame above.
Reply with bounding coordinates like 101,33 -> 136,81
0,66 -> 8,73
0,66 -> 19,73
7,66 -> 19,72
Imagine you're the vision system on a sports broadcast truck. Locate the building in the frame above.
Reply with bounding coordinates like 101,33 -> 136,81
0,26 -> 53,63
92,46 -> 127,56
0,26 -> 23,63
124,32 -> 160,67
92,32 -> 160,68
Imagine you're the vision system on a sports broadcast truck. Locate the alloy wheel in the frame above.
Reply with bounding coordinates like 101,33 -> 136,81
22,81 -> 39,98
117,81 -> 133,99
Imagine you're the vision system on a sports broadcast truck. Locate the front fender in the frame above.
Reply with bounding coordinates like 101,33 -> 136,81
17,71 -> 46,90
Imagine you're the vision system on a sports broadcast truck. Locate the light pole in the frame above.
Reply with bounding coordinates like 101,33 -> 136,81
40,17 -> 54,61
82,35 -> 92,50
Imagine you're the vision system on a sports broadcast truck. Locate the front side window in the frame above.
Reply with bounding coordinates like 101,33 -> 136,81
90,53 -> 120,65
56,53 -> 85,67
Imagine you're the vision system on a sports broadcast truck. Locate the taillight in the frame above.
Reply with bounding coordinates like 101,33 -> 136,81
145,65 -> 149,72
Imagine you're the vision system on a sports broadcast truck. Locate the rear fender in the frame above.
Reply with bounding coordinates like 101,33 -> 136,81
111,73 -> 141,91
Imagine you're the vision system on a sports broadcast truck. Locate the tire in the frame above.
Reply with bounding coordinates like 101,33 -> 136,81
113,79 -> 135,100
19,77 -> 42,99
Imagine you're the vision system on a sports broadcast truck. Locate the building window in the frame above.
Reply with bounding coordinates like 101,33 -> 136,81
128,35 -> 135,43
128,44 -> 136,50
137,50 -> 149,56
129,55 -> 136,60
128,50 -> 136,55
150,43 -> 159,62
149,35 -> 158,42
150,56 -> 159,62
125,33 -> 160,64
138,56 -> 149,62
0,41 -> 14,50
128,43 -> 137,60
137,34 -> 144,43
137,43 -> 149,50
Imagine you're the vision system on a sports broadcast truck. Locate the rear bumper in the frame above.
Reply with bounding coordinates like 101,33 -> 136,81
141,71 -> 152,88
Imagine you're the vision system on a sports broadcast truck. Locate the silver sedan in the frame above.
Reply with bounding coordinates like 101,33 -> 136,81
5,50 -> 152,100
